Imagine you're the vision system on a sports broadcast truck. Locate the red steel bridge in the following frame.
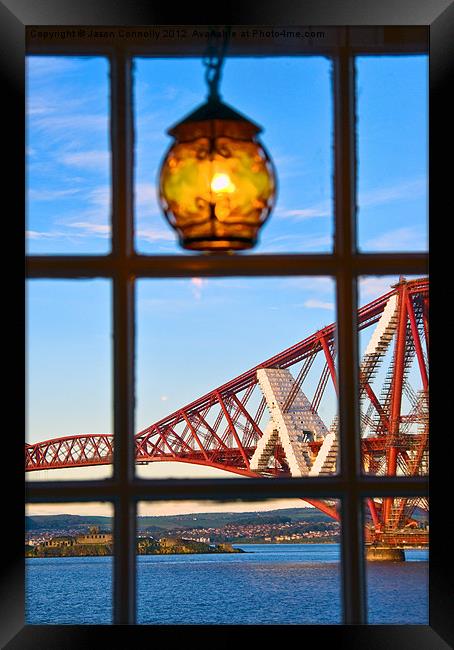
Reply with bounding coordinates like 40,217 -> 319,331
26,277 -> 429,549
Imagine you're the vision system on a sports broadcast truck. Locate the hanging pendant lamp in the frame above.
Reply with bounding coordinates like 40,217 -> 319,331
157,31 -> 277,252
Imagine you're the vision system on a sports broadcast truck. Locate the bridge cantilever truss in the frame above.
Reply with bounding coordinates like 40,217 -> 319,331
26,277 -> 429,542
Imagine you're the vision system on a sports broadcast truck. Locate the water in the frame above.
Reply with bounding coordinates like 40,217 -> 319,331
25,544 -> 428,625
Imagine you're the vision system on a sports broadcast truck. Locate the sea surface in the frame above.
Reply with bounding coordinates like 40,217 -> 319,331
26,544 -> 429,625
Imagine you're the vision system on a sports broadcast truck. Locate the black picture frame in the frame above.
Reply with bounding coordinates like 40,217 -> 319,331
1,1 -> 452,648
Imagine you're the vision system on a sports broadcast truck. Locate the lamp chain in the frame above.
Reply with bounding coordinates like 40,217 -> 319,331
203,26 -> 231,102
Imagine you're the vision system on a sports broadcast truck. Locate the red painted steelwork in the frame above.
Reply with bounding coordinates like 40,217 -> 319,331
26,278 -> 429,544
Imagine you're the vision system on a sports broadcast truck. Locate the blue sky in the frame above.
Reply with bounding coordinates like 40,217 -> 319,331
26,272 -> 423,491
356,56 -> 428,250
26,57 -> 111,253
26,54 -> 428,512
26,54 -> 428,254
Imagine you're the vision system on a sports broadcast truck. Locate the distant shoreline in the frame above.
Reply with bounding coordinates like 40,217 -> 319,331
25,537 -> 245,558
25,540 -> 340,558
26,549 -> 245,558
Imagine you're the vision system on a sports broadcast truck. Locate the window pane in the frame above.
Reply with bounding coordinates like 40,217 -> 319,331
26,56 -> 111,254
358,276 -> 429,478
26,280 -> 112,480
134,57 -> 333,254
364,498 -> 428,623
136,277 -> 338,479
26,502 -> 113,624
137,499 -> 341,624
356,55 -> 428,252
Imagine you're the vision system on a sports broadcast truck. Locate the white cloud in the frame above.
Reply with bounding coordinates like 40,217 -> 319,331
135,182 -> 162,217
26,57 -> 83,78
359,178 -> 426,209
136,227 -> 174,243
258,232 -> 332,253
28,188 -> 80,201
62,150 -> 110,169
27,96 -> 57,117
363,226 -> 426,252
26,224 -> 110,241
358,276 -> 400,301
67,222 -> 111,237
27,178 -> 174,244
134,182 -> 176,243
46,185 -> 111,239
271,153 -> 312,180
27,183 -> 110,241
30,114 -> 108,142
358,275 -> 426,305
275,202 -> 331,221
303,299 -> 334,310
26,230 -> 65,240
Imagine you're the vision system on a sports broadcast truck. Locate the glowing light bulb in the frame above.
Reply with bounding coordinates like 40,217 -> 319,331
211,172 -> 235,193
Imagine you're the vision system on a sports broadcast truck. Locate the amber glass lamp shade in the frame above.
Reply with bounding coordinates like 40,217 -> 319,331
158,99 -> 276,252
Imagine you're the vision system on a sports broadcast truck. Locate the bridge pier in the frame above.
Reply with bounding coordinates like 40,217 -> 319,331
366,545 -> 405,562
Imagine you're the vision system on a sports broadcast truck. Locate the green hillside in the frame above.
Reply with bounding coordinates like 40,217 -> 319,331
26,507 -> 332,533
25,514 -> 112,532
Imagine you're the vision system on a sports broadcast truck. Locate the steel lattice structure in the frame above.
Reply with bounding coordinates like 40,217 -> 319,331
26,277 -> 429,545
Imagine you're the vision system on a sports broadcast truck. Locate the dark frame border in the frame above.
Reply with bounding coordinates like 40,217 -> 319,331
1,1 -> 452,648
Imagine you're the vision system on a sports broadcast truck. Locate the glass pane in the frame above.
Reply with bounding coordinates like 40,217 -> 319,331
356,55 -> 428,252
364,498 -> 428,623
136,277 -> 338,479
134,56 -> 333,254
26,56 -> 111,254
26,280 -> 112,480
137,499 -> 341,624
26,502 -> 113,624
358,276 -> 429,478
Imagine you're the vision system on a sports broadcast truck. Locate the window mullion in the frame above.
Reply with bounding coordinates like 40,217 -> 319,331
334,36 -> 367,625
111,47 -> 136,625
